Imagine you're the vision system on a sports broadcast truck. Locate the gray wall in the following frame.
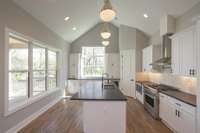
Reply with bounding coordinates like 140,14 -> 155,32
176,2 -> 200,32
149,31 -> 162,45
119,25 -> 149,72
119,25 -> 137,50
0,0 -> 68,132
70,23 -> 119,53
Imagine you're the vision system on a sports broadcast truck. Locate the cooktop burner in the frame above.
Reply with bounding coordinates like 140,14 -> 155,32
145,83 -> 178,92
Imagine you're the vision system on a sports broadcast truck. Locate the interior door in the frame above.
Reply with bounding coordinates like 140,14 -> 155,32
120,50 -> 135,98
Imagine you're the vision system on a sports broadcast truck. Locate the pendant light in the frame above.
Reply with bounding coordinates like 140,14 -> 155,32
102,40 -> 110,46
100,0 -> 116,22
101,23 -> 111,39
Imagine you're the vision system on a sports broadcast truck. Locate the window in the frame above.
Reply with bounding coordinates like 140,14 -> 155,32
6,31 -> 59,113
47,50 -> 57,90
81,47 -> 105,77
9,36 -> 29,103
32,45 -> 46,96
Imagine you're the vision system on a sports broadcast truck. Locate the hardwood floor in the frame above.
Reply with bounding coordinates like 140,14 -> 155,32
19,98 -> 172,133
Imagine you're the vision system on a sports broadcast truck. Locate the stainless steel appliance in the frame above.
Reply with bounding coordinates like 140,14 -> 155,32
144,85 -> 159,119
136,82 -> 144,104
143,83 -> 177,119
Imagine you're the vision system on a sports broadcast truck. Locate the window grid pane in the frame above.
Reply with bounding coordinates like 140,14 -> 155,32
47,50 -> 57,90
9,72 -> 28,101
9,35 -> 29,104
33,70 -> 46,96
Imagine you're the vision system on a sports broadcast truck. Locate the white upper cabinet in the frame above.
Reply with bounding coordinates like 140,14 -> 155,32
160,14 -> 176,36
142,45 -> 161,72
105,53 -> 120,78
171,36 -> 180,75
171,26 -> 197,76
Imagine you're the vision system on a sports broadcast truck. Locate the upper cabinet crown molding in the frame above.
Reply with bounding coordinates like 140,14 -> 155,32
160,14 -> 176,36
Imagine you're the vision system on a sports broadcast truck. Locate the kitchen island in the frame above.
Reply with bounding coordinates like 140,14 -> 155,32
71,82 -> 127,133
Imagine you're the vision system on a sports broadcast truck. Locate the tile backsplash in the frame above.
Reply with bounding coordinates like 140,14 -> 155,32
136,72 -> 197,95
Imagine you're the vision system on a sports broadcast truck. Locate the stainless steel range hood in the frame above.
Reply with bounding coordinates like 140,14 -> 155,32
150,34 -> 173,67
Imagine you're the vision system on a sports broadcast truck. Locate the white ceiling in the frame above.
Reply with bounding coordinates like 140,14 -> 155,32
13,0 -> 200,43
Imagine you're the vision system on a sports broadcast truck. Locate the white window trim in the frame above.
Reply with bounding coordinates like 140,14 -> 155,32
4,28 -> 62,116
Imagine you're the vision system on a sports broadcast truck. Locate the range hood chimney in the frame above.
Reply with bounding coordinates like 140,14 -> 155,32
151,34 -> 172,67
151,14 -> 175,68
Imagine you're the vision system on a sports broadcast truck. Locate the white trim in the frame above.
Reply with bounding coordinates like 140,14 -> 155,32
6,96 -> 62,133
5,88 -> 61,116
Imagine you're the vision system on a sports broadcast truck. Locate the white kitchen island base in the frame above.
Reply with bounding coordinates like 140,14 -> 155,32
83,101 -> 126,133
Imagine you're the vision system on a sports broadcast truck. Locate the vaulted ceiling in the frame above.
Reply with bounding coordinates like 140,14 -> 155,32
13,0 -> 200,43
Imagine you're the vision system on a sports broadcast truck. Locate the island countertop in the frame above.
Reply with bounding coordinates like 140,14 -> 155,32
71,82 -> 127,101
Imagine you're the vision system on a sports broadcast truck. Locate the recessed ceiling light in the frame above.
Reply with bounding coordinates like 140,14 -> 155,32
143,14 -> 149,18
64,17 -> 70,21
72,27 -> 77,31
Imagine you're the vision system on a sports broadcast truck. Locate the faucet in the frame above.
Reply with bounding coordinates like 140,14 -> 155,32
102,73 -> 109,88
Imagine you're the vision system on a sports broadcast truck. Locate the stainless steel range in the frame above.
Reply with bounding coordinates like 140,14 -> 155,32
143,83 -> 174,119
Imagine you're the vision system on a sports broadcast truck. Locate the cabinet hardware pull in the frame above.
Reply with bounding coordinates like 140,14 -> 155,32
175,110 -> 177,116
189,69 -> 191,75
178,111 -> 180,117
193,69 -> 196,76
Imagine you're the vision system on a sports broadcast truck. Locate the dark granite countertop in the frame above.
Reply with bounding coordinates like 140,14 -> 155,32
137,80 -> 196,107
71,82 -> 127,101
68,78 -> 120,81
160,90 -> 196,107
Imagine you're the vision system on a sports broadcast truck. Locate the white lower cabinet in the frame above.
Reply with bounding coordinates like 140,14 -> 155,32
159,93 -> 196,133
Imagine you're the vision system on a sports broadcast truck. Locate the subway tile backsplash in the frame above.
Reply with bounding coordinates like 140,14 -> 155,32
136,72 -> 197,95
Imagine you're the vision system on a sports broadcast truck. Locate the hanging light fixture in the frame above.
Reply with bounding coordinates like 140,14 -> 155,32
102,40 -> 110,46
101,23 -> 111,39
100,0 -> 116,22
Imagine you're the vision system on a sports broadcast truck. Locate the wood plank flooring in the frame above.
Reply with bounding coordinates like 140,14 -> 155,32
19,98 -> 172,133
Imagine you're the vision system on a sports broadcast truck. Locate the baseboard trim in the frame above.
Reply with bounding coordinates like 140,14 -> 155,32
6,96 -> 62,133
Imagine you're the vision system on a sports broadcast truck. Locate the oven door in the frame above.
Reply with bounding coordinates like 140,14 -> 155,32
144,88 -> 159,119
144,92 -> 155,108
136,83 -> 143,95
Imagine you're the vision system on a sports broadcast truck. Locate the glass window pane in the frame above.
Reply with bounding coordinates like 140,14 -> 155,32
33,71 -> 46,96
33,46 -> 45,70
94,57 -> 104,66
81,47 -> 105,77
9,72 -> 28,102
93,47 -> 105,56
9,36 -> 28,71
82,47 -> 93,57
47,70 -> 57,90
85,57 -> 94,66
48,50 -> 57,70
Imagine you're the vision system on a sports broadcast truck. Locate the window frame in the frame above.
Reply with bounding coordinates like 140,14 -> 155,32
81,47 -> 105,78
4,28 -> 61,116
